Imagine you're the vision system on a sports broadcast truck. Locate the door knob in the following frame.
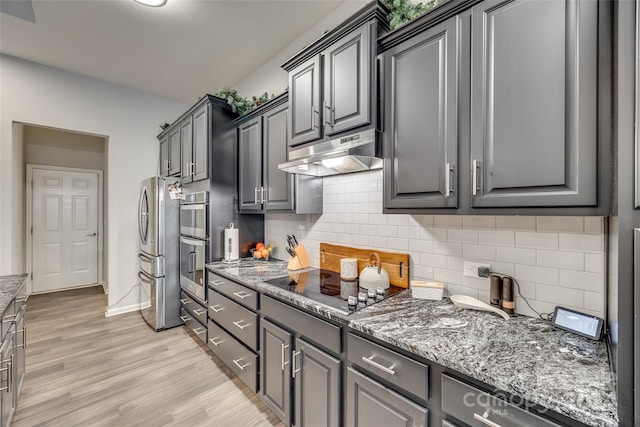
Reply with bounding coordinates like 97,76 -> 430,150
86,232 -> 97,237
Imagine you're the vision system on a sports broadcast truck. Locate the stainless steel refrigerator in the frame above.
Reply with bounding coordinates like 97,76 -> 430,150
138,176 -> 181,330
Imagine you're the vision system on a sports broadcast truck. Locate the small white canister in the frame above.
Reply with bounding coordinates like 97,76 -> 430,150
340,258 -> 358,281
223,223 -> 239,262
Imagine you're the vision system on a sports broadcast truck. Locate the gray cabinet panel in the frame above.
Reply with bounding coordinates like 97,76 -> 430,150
346,367 -> 428,427
384,16 -> 459,209
636,1 -> 640,209
294,338 -> 341,427
180,308 -> 207,344
192,103 -> 208,182
260,318 -> 292,425
289,55 -> 322,146
168,127 -> 180,176
159,135 -> 169,177
208,272 -> 259,310
0,327 -> 14,427
180,117 -> 193,183
15,305 -> 25,399
264,104 -> 294,211
470,0 -> 597,207
207,320 -> 258,393
209,292 -> 258,351
323,23 -> 370,135
238,117 -> 263,211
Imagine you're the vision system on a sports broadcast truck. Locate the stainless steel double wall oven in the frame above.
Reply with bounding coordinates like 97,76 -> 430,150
179,191 -> 209,303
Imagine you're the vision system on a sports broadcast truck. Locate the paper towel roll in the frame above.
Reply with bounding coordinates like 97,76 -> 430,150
224,223 -> 239,262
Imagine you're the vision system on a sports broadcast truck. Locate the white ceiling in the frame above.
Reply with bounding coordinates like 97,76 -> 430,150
0,0 -> 347,104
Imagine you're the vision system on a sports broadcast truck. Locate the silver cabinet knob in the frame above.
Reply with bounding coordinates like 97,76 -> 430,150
86,232 -> 97,237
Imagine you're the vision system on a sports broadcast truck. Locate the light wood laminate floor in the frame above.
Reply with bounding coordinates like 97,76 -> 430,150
13,286 -> 283,427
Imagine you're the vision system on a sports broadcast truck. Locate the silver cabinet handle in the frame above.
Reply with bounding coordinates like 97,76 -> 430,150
86,232 -> 97,237
209,337 -> 224,347
15,296 -> 26,303
179,299 -> 190,304
445,162 -> 453,198
209,280 -> 223,287
233,320 -> 250,330
209,305 -> 224,313
254,187 -> 259,204
472,159 -> 480,196
166,160 -> 170,173
361,355 -> 396,376
2,315 -> 16,324
261,187 -> 267,204
192,327 -> 206,336
324,104 -> 332,128
281,343 -> 289,370
179,315 -> 190,322
312,109 -> 321,129
193,308 -> 206,316
233,358 -> 250,371
292,350 -> 301,378
474,411 -> 503,427
190,162 -> 195,177
0,360 -> 9,392
233,291 -> 251,300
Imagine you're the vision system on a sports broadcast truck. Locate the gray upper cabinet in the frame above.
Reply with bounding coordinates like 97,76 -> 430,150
470,0 -> 598,208
383,15 -> 459,209
260,318 -> 292,425
323,23 -> 371,136
180,116 -> 193,183
636,0 -> 640,209
159,134 -> 169,176
191,103 -> 209,182
264,103 -> 295,211
238,117 -> 263,211
289,56 -> 322,147
159,128 -> 180,177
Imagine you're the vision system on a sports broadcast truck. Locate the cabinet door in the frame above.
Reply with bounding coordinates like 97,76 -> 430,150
238,117 -> 263,211
264,104 -> 294,211
346,367 -> 428,427
294,338 -> 341,427
470,0 -> 597,207
15,306 -> 25,399
383,16 -> 459,209
260,318 -> 292,425
192,103 -> 209,182
168,126 -> 181,178
323,23 -> 370,136
180,117 -> 194,183
289,55 -> 322,147
0,326 -> 15,427
159,135 -> 169,177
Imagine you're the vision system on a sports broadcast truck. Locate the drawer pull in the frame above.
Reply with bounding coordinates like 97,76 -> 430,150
209,305 -> 224,313
209,337 -> 224,346
2,315 -> 16,323
192,327 -> 206,336
179,315 -> 190,322
281,343 -> 290,370
233,358 -> 250,371
474,411 -> 503,427
193,308 -> 206,316
233,320 -> 250,330
209,280 -> 223,286
233,291 -> 251,299
362,355 -> 396,376
292,350 -> 301,378
180,299 -> 190,304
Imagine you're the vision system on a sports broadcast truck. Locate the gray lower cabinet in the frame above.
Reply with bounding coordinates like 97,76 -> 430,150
260,318 -> 292,424
0,324 -> 15,427
346,367 -> 428,427
383,14 -> 459,209
470,0 -> 598,207
208,320 -> 258,392
294,338 -> 341,427
288,55 -> 323,147
180,307 -> 207,345
14,305 -> 25,400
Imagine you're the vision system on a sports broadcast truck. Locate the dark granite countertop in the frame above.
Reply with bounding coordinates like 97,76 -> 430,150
0,274 -> 27,315
207,260 -> 617,427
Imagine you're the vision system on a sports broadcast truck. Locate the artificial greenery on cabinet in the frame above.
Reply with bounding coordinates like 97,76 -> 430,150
383,0 -> 449,30
215,88 -> 275,116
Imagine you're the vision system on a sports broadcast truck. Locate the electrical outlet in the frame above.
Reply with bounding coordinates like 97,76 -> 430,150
463,261 -> 491,278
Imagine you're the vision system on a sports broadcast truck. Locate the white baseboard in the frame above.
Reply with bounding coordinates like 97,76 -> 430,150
105,301 -> 150,317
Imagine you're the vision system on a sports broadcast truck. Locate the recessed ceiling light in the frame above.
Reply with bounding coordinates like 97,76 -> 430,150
134,0 -> 167,7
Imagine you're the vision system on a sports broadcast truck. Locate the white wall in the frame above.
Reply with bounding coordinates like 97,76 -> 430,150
232,1 -> 367,98
266,170 -> 607,319
0,54 -> 187,314
24,125 -> 106,171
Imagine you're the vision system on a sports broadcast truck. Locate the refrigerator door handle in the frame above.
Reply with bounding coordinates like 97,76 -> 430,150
139,186 -> 149,244
138,270 -> 155,285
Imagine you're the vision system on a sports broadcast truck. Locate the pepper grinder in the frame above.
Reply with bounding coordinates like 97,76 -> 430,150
490,274 -> 502,308
502,277 -> 515,315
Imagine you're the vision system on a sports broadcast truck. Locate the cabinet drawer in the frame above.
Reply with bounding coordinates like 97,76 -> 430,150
180,308 -> 207,344
14,281 -> 26,313
348,333 -> 429,402
208,320 -> 258,392
0,298 -> 16,342
209,292 -> 259,351
346,367 -> 428,427
180,291 -> 207,325
441,374 -> 560,427
261,296 -> 341,355
208,272 -> 259,310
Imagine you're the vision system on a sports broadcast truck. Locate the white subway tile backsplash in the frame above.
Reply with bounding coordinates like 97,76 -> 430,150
496,247 -> 536,265
266,173 -> 606,319
462,244 -> 496,261
536,216 -> 584,233
515,232 -> 559,249
478,230 -> 515,247
537,250 -> 584,271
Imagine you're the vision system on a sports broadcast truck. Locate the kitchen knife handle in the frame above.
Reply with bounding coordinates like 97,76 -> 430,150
473,411 -> 503,427
472,159 -> 480,196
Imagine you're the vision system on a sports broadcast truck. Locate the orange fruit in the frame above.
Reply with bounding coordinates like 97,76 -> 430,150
261,249 -> 269,259
254,250 -> 263,259
256,242 -> 265,251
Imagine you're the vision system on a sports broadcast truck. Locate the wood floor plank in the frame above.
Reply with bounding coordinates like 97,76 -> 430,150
13,287 -> 284,427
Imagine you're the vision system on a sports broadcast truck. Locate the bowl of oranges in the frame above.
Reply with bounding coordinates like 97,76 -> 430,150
250,242 -> 273,260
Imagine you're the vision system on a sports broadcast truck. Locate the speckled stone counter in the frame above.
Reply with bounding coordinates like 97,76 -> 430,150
0,274 -> 27,315
207,260 -> 617,427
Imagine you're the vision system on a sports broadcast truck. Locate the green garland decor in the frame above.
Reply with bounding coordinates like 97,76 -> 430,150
383,0 -> 448,31
215,87 -> 275,116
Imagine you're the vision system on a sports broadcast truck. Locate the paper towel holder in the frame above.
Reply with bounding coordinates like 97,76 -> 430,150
222,222 -> 240,263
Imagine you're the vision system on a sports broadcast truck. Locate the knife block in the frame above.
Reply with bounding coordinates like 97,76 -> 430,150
287,244 -> 311,271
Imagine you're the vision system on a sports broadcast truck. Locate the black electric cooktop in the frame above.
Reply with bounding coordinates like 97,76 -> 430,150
264,268 -> 403,314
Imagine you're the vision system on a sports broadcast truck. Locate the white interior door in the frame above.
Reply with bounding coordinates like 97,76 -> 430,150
32,169 -> 99,292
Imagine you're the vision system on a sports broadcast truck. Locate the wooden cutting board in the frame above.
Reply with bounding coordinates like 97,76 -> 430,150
319,243 -> 410,288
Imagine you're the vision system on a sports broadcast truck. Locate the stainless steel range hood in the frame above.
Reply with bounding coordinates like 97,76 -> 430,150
278,128 -> 382,177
